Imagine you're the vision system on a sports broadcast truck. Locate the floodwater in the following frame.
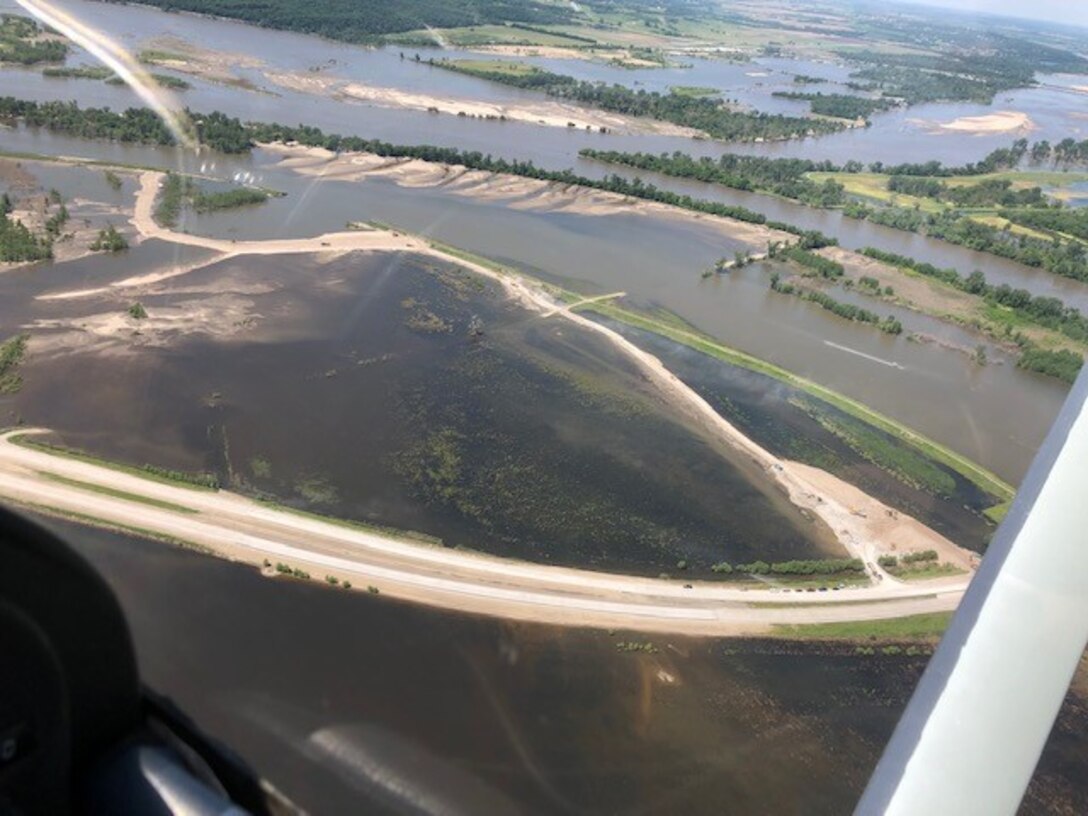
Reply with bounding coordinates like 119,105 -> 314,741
2,4 -> 1088,810
1,150 -> 1070,483
35,515 -> 1088,815
0,0 -> 1084,169
601,319 -> 996,551
2,0 -> 1082,485
13,251 -> 847,573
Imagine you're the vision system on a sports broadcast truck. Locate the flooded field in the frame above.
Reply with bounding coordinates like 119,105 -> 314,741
601,319 -> 996,551
41,515 -> 1088,815
0,142 -> 1071,483
12,250 -> 845,573
2,1 -> 1087,810
1,0 -> 1084,169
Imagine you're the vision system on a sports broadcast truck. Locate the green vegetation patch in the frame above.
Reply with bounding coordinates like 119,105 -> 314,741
444,58 -> 538,77
10,434 -> 220,490
0,195 -> 53,263
669,85 -> 719,98
42,65 -> 112,80
0,13 -> 67,65
983,499 -> 1012,524
773,611 -> 952,642
190,186 -> 270,212
0,334 -> 28,394
154,173 -> 187,227
791,397 -> 956,496
138,48 -> 188,64
106,72 -> 191,90
90,224 -> 128,252
38,471 -> 199,514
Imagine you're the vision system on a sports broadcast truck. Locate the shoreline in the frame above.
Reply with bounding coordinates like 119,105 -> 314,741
112,169 -> 978,581
261,142 -> 793,248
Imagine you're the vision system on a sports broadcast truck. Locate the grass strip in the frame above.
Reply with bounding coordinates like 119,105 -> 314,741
38,470 -> 199,514
10,434 -> 219,490
772,611 -> 952,641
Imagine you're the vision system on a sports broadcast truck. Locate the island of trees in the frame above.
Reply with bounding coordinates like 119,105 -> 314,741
432,58 -> 847,142
0,13 -> 66,65
770,91 -> 897,121
580,148 -> 851,206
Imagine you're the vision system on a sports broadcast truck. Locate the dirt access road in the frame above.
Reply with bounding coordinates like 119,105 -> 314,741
0,431 -> 968,636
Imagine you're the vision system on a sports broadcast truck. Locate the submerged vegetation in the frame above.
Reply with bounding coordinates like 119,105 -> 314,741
90,224 -> 129,252
571,298 -> 1013,507
792,398 -> 955,496
773,612 -> 952,642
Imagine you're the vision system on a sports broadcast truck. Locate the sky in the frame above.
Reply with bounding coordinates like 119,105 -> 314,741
905,0 -> 1088,28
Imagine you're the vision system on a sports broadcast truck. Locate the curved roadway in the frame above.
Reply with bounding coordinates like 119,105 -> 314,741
0,431 -> 969,635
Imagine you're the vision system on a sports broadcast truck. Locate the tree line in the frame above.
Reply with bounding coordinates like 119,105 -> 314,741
0,98 -> 252,153
887,176 -> 1048,208
711,557 -> 865,576
91,0 -> 573,43
434,59 -> 847,142
0,96 -> 844,247
860,247 -> 1084,383
770,272 -> 903,336
577,138 -> 1088,217
846,202 -> 1088,282
999,207 -> 1088,243
579,148 -> 849,207
770,91 -> 897,121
